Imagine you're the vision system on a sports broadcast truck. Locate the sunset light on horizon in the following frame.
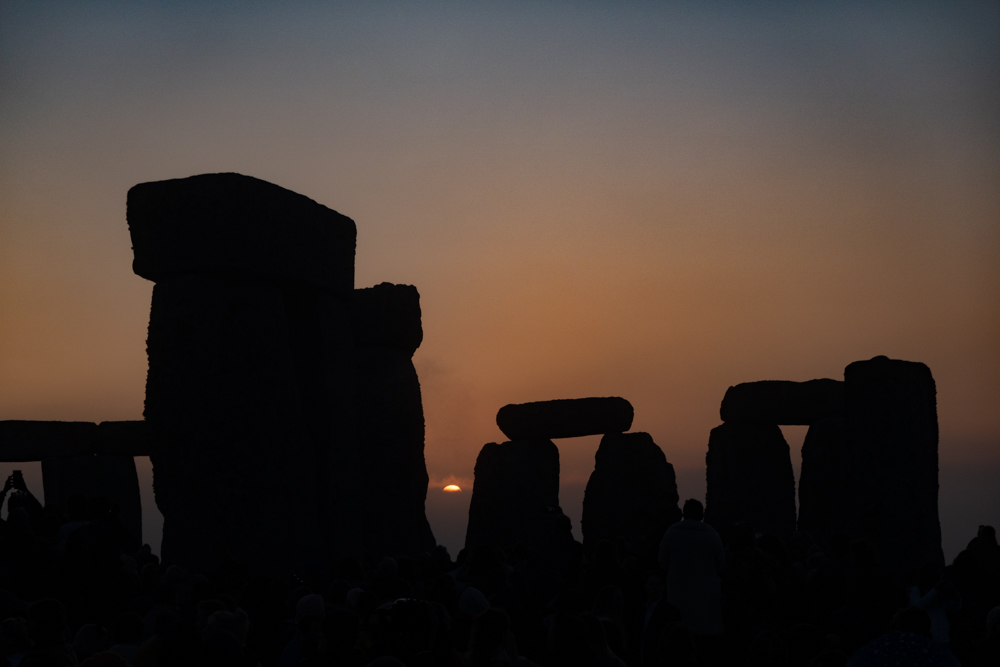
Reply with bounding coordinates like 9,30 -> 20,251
1,2 -> 997,562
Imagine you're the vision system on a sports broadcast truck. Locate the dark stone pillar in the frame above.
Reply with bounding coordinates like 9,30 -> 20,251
582,432 -> 680,561
351,283 -> 435,558
42,454 -> 142,546
129,173 -> 358,574
705,422 -> 796,537
842,356 -> 942,573
465,438 -> 563,551
144,275 -> 328,572
797,416 -> 847,542
797,357 -> 942,576
284,287 -> 363,561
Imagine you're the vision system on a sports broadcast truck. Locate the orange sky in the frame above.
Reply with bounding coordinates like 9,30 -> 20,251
1,2 -> 998,557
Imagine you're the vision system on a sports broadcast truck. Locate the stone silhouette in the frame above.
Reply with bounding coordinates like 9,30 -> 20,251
143,273 -> 332,572
720,379 -> 844,425
710,376 -> 842,541
93,420 -> 152,456
581,431 -> 681,560
130,173 -> 362,574
465,438 -> 563,551
0,420 -> 152,460
128,172 -> 355,291
0,421 -> 98,461
843,356 -> 942,573
4,173 -> 976,665
351,282 -> 423,353
42,454 -> 142,546
352,282 -> 435,557
799,356 -> 942,574
0,420 -> 148,544
796,416 -> 846,544
704,422 -> 796,537
707,357 -> 942,574
496,397 -> 633,440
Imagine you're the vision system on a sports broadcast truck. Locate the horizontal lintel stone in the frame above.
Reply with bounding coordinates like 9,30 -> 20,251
0,420 -> 151,461
496,397 -> 633,440
720,379 -> 844,425
128,173 -> 356,293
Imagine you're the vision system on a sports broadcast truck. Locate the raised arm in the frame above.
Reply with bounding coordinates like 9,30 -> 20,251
10,471 -> 45,516
0,475 -> 12,516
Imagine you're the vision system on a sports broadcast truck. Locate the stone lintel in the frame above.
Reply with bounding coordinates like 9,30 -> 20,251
720,379 -> 844,425
496,397 -> 634,440
128,173 -> 356,293
0,420 -> 151,461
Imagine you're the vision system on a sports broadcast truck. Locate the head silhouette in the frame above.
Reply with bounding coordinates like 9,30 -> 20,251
682,499 -> 704,521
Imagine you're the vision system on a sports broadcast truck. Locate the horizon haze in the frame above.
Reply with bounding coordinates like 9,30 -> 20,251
1,2 -> 998,560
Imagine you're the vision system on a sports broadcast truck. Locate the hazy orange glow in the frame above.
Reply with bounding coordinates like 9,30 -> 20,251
443,485 -> 462,493
0,3 -> 996,558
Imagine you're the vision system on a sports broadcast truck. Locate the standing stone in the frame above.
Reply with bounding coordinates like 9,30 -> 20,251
285,287 -> 363,561
704,422 -> 796,537
720,379 -> 844,425
797,416 -> 847,542
797,356 -> 942,575
582,432 -> 681,560
144,275 -> 328,572
842,356 -> 942,573
42,454 -> 142,546
465,439 -> 563,551
352,283 -> 435,558
129,173 -> 359,574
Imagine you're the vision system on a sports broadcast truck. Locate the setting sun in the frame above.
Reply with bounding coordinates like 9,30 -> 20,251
443,484 -> 462,492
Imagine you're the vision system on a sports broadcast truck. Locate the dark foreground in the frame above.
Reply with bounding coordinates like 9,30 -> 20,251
0,478 -> 997,667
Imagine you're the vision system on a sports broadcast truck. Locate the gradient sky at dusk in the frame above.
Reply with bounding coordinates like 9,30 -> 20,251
1,2 -> 998,558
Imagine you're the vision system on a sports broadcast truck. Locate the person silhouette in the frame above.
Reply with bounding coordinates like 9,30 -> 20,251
657,499 -> 725,636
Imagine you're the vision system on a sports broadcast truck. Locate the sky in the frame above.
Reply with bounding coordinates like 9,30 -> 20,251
1,1 -> 998,559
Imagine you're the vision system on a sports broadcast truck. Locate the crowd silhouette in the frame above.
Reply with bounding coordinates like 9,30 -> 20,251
0,472 -> 997,667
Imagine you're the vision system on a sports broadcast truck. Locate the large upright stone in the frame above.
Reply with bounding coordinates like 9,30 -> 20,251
352,283 -> 435,558
720,379 -> 844,425
496,397 -> 633,440
352,282 -> 422,355
797,416 -> 847,541
704,422 -> 796,537
144,275 -> 329,572
845,356 -> 941,572
130,174 -> 360,574
42,454 -> 142,546
128,173 -> 356,293
288,288 -> 363,562
465,439 -> 563,550
798,357 -> 942,575
582,432 -> 681,560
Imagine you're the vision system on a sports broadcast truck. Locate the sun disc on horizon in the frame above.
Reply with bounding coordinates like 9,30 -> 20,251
443,484 -> 462,492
